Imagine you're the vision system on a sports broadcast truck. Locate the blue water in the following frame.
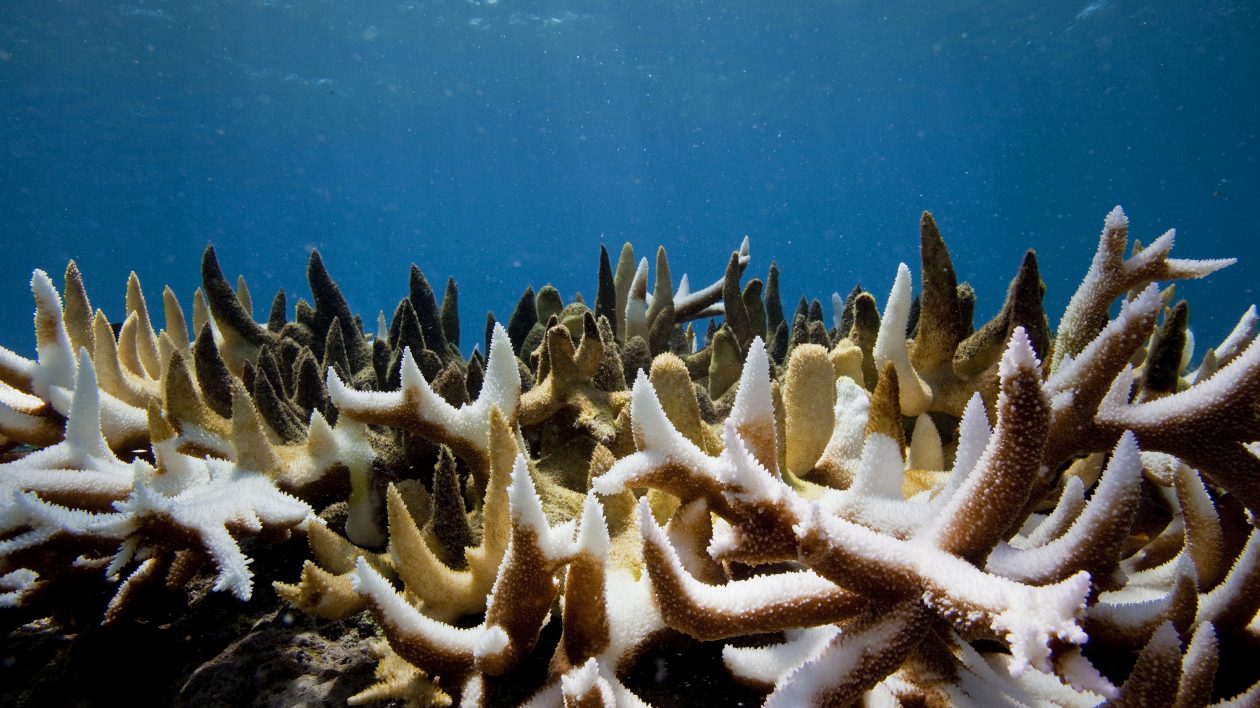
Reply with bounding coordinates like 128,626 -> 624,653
1,0 -> 1257,357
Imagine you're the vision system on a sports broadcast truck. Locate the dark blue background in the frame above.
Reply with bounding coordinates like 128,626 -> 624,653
2,0 -> 1256,358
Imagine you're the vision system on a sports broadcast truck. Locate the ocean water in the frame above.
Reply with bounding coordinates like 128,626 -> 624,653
1,0 -> 1256,358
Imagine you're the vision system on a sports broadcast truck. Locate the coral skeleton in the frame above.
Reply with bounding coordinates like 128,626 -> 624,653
3,208 -> 1260,705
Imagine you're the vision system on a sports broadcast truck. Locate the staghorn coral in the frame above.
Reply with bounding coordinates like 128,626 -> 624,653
3,207 -> 1260,706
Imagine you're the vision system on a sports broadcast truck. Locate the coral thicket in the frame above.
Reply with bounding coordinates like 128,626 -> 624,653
3,208 -> 1260,706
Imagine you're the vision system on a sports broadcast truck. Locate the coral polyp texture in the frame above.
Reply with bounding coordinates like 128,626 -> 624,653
3,208 -> 1260,706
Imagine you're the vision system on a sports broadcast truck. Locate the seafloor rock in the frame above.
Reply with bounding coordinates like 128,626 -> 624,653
176,614 -> 381,708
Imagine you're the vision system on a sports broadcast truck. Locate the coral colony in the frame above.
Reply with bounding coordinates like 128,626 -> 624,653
3,207 -> 1260,706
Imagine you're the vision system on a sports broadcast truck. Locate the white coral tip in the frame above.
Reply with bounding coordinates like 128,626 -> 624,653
507,455 -> 536,513
348,555 -> 373,593
998,326 -> 1040,379
478,322 -> 521,417
1105,205 -> 1127,230
400,347 -> 424,391
0,568 -> 40,607
636,497 -> 664,542
325,366 -> 348,401
575,492 -> 611,558
473,625 -> 509,660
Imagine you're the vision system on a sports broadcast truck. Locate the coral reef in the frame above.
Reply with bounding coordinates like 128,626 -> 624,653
3,209 -> 1260,706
